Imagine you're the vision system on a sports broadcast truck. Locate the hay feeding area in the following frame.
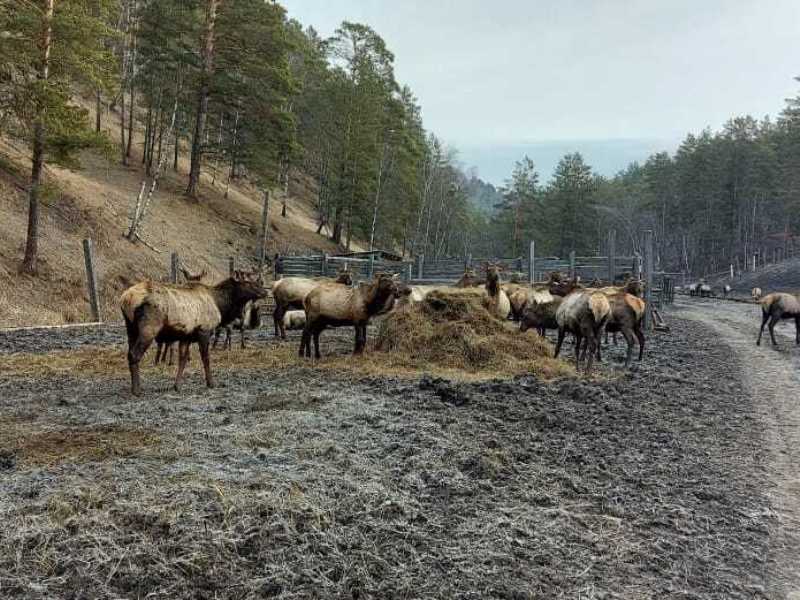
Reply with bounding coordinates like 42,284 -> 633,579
373,288 -> 571,379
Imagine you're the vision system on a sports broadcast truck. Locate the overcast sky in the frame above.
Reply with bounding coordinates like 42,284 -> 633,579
281,0 -> 800,184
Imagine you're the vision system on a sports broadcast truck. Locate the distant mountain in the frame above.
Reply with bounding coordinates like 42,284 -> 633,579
457,138 -> 680,186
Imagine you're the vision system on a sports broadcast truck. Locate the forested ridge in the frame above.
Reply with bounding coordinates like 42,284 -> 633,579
1,1 -> 799,277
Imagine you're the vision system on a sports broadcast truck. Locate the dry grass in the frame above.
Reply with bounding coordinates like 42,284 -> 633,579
373,288 -> 573,379
1,423 -> 159,467
0,95 -> 350,329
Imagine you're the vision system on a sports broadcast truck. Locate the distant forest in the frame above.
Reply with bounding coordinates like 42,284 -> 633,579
1,1 -> 798,276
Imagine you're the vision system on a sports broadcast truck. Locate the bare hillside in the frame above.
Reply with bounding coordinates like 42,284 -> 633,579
709,258 -> 800,298
0,111 -> 346,329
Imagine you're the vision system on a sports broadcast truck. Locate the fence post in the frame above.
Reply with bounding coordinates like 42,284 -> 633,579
569,251 -> 576,278
730,264 -> 734,280
406,262 -> 412,282
643,230 -> 654,331
257,189 -> 270,270
417,254 -> 424,280
82,239 -> 101,323
170,251 -> 179,283
752,254 -> 756,272
528,241 -> 535,284
368,253 -> 375,278
321,253 -> 328,277
228,256 -> 236,277
466,253 -> 472,270
607,230 -> 616,283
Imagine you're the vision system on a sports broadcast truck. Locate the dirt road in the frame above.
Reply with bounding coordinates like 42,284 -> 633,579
674,297 -> 800,599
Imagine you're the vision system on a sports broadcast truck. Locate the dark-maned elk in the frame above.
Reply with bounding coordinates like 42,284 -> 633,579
121,274 -> 267,396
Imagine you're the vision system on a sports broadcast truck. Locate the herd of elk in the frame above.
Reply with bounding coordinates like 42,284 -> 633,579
133,252 -> 800,395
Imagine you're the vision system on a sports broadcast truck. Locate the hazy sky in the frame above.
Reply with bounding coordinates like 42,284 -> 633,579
281,0 -> 800,183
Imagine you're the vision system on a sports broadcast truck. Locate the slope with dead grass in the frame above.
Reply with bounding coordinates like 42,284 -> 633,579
0,101 -> 354,328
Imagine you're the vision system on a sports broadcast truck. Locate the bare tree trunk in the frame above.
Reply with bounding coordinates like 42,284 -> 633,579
173,112 -> 180,171
21,0 -> 54,274
187,0 -> 220,198
127,96 -> 179,240
95,90 -> 102,133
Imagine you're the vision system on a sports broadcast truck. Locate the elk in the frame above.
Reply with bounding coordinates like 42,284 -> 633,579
756,293 -> 800,347
549,276 -> 582,297
699,283 -> 712,298
300,273 -> 398,359
282,310 -> 306,331
454,268 -> 480,288
155,267 -> 211,366
212,269 -> 263,350
520,296 -> 563,338
554,290 -> 611,375
121,274 -> 267,396
752,287 -> 763,301
483,264 -> 511,319
723,284 -> 732,298
509,286 -> 554,320
603,293 -> 646,367
272,271 -> 353,339
687,283 -> 698,297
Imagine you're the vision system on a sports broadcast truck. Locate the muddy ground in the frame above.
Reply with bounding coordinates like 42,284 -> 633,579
0,305 -> 795,599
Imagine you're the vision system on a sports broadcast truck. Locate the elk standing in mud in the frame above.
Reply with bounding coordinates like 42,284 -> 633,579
300,273 -> 397,359
520,296 -> 563,338
554,290 -> 611,375
756,292 -> 800,347
121,274 -> 267,396
213,270 -> 263,350
604,293 -> 646,367
155,267 -> 210,366
272,271 -> 353,339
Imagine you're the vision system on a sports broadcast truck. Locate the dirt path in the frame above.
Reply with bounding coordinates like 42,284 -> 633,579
674,298 -> 800,599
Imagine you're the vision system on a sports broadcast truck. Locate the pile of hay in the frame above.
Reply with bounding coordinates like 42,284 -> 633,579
375,288 -> 570,378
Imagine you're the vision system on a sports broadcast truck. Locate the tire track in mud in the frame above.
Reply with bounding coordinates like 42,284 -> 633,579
675,298 -> 800,599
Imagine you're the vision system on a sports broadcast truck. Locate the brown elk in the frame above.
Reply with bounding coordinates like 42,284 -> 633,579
520,296 -> 563,338
756,293 -> 800,347
483,263 -> 511,319
121,274 -> 267,396
300,273 -> 398,359
554,290 -> 611,375
155,267 -> 210,366
272,271 -> 353,339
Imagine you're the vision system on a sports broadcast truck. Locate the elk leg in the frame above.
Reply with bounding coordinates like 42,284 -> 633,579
585,333 -> 596,375
757,311 -> 770,346
212,328 -> 220,349
622,328 -> 635,368
635,325 -> 645,361
168,343 -> 177,366
769,313 -> 781,346
126,318 -> 153,397
173,341 -> 190,392
313,327 -> 321,360
574,333 -> 583,366
154,342 -> 163,366
199,335 -> 214,389
299,327 -> 308,358
554,328 -> 566,358
240,326 -> 247,349
795,317 -> 800,345
225,327 -> 232,351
